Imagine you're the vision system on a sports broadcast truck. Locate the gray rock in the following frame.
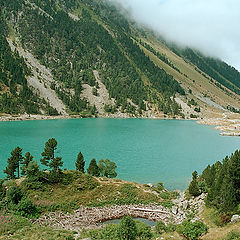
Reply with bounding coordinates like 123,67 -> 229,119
231,214 -> 240,223
182,201 -> 189,210
172,206 -> 178,215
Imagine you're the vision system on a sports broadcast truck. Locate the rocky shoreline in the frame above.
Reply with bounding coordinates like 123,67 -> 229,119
198,114 -> 240,136
34,194 -> 206,232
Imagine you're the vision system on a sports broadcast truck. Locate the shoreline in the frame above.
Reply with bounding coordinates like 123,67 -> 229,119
0,113 -> 192,122
1,113 -> 240,136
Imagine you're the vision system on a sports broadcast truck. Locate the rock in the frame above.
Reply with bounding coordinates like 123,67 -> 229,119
147,183 -> 154,188
172,206 -> 178,215
231,215 -> 240,223
182,201 -> 189,210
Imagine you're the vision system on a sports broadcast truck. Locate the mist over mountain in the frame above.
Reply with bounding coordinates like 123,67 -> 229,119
110,0 -> 240,71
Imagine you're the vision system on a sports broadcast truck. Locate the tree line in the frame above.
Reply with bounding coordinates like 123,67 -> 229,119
4,138 -> 117,183
187,149 -> 240,223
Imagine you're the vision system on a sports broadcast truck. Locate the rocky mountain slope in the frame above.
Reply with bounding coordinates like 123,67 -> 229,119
1,0 -> 240,119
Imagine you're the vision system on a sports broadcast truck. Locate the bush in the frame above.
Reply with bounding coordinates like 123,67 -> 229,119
135,221 -> 153,240
165,223 -> 177,232
0,179 -> 5,200
155,221 -> 166,234
101,224 -> 119,240
16,197 -> 38,217
176,220 -> 208,240
118,216 -> 137,240
6,185 -> 23,204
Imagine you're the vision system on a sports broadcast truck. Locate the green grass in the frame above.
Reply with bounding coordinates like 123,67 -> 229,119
23,171 -> 162,212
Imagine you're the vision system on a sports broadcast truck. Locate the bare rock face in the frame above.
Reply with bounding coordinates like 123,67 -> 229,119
231,215 -> 240,223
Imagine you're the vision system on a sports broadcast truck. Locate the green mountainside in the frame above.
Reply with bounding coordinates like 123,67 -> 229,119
0,0 -> 240,118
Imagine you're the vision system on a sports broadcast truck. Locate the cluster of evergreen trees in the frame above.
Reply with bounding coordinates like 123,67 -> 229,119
3,138 -> 117,183
188,150 -> 240,214
1,0 -> 185,116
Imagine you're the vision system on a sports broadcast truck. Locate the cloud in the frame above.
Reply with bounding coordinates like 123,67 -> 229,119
110,0 -> 240,71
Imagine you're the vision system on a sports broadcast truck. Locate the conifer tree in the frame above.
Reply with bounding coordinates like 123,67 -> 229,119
40,138 -> 63,172
21,152 -> 33,175
4,147 -> 23,179
87,158 -> 100,177
188,171 -> 200,197
75,152 -> 85,172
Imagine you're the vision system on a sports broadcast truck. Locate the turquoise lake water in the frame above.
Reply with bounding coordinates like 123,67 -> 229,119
1,118 -> 240,190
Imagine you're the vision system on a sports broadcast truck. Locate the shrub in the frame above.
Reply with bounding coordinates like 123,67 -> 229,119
101,224 -> 119,240
118,216 -> 137,240
165,223 -> 177,232
176,220 -> 208,240
155,221 -> 166,234
135,221 -> 153,240
16,197 -> 38,217
6,185 -> 23,204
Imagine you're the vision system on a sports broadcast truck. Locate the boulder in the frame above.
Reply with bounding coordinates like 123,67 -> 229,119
172,206 -> 178,215
182,201 -> 189,210
231,215 -> 240,223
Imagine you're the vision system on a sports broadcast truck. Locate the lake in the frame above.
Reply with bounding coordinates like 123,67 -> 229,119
1,118 -> 240,190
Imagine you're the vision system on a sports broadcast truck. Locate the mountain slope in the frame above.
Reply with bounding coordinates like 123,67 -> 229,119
1,0 -> 240,118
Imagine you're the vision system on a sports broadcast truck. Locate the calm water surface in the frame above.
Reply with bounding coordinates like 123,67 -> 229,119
1,118 -> 240,190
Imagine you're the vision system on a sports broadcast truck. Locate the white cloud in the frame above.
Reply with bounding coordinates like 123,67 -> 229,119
110,0 -> 240,71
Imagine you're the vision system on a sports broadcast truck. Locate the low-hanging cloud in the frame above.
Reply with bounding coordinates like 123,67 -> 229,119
110,0 -> 240,71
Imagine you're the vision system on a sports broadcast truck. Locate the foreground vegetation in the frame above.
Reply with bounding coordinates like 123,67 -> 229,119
1,139 -> 240,239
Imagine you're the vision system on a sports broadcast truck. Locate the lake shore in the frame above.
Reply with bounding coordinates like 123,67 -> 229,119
197,113 -> 240,136
1,112 -> 240,136
0,113 -> 185,122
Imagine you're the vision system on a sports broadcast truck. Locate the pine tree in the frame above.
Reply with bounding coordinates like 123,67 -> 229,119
188,171 -> 200,197
87,158 -> 100,177
4,147 -> 23,179
75,152 -> 85,172
40,138 -> 63,172
21,152 -> 33,175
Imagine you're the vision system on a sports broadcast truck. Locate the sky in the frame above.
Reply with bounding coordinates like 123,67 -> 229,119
110,0 -> 240,71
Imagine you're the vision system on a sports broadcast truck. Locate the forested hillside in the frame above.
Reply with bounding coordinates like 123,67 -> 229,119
1,0 -> 240,118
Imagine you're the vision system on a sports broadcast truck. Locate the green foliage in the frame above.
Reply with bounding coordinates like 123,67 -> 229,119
21,152 -> 34,176
176,220 -> 208,240
0,179 -> 5,200
188,171 -> 201,197
101,224 -> 120,240
135,221 -> 153,240
201,150 -> 240,213
6,185 -> 23,205
25,161 -> 40,180
41,138 -> 63,181
4,147 -> 23,179
75,152 -> 85,172
222,231 -> 240,240
87,158 -> 100,177
155,182 -> 164,192
155,221 -> 166,234
118,216 -> 137,240
16,197 -> 38,217
98,159 -> 117,178
172,47 -> 240,95
1,0 -> 185,116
